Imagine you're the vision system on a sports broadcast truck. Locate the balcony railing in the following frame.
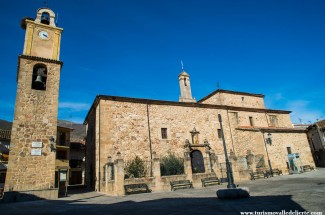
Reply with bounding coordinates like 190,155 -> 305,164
0,130 -> 11,140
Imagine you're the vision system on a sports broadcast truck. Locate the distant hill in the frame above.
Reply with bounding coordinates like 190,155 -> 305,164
0,119 -> 12,130
57,120 -> 86,142
0,119 -> 86,142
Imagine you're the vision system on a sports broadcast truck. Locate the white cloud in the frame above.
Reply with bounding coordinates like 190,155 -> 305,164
286,100 -> 324,124
59,102 -> 90,111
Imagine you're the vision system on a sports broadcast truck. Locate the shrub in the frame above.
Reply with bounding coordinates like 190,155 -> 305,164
160,153 -> 184,176
125,156 -> 147,178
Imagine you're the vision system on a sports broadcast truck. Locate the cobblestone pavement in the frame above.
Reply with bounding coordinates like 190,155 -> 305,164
1,168 -> 325,215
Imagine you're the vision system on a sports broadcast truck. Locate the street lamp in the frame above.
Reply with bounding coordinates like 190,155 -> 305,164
218,114 -> 236,189
263,132 -> 273,177
49,136 -> 56,152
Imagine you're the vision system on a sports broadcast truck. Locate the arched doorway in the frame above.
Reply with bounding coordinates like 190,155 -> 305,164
191,150 -> 205,173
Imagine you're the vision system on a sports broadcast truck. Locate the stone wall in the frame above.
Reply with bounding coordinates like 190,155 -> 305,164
200,91 -> 265,109
85,97 -> 315,190
5,57 -> 61,193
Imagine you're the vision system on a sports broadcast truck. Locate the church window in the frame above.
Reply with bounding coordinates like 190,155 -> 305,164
31,64 -> 47,91
41,12 -> 50,25
217,129 -> 222,139
230,112 -> 239,126
184,78 -> 187,86
287,147 -> 292,155
269,115 -> 278,127
249,116 -> 254,126
161,128 -> 167,139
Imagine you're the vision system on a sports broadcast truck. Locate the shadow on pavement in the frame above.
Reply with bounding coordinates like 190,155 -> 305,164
0,195 -> 307,215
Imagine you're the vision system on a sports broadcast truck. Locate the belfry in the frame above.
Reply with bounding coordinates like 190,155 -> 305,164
5,7 -> 63,199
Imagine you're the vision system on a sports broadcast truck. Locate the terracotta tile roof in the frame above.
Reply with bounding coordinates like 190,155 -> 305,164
236,126 -> 306,133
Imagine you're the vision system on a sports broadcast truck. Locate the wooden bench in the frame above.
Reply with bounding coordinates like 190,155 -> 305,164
124,183 -> 151,195
303,165 -> 314,172
201,177 -> 220,187
170,180 -> 193,191
265,169 -> 283,177
250,171 -> 266,180
272,168 -> 283,176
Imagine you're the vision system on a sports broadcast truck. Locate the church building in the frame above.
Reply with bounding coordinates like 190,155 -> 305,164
84,69 -> 315,194
4,6 -> 315,199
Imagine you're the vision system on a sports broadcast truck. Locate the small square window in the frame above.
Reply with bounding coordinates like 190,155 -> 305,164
161,128 -> 168,139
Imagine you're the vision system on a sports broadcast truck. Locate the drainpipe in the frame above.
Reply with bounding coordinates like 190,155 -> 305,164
146,104 -> 153,176
98,99 -> 101,192
264,112 -> 270,127
226,109 -> 235,154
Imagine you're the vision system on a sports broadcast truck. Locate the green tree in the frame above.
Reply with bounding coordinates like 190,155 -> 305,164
125,156 -> 147,178
160,153 -> 184,176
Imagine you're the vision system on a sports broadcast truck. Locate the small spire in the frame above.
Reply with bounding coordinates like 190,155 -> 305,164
217,82 -> 220,89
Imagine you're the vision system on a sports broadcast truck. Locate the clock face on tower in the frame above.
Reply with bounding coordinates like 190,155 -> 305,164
38,30 -> 49,40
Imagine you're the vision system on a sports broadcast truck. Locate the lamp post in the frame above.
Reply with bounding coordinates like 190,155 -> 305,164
218,114 -> 236,189
263,132 -> 273,177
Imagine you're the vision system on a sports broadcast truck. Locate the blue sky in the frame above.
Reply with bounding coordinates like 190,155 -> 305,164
0,0 -> 324,124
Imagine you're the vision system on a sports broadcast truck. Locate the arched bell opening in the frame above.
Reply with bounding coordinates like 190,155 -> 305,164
41,12 -> 50,25
31,64 -> 47,91
190,150 -> 205,173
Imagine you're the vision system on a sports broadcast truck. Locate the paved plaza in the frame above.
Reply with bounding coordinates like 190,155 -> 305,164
1,168 -> 325,215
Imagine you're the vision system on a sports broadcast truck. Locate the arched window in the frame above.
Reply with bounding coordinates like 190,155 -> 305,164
32,64 -> 47,91
41,12 -> 50,25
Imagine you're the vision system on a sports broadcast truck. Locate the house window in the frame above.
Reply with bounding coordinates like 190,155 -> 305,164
287,147 -> 292,155
161,128 -> 167,139
59,132 -> 66,146
270,115 -> 278,127
0,172 -> 6,183
217,129 -> 222,139
249,116 -> 254,126
56,150 -> 67,159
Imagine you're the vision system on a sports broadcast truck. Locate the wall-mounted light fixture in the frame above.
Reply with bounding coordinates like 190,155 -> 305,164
266,133 -> 272,145
50,136 -> 56,152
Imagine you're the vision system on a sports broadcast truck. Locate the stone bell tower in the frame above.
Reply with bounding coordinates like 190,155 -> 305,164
178,68 -> 196,102
4,7 -> 63,199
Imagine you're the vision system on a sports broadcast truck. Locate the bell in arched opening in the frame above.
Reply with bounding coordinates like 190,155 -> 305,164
32,64 -> 47,91
41,12 -> 50,25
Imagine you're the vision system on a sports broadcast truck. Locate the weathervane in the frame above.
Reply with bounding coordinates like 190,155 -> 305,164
181,60 -> 184,70
217,82 -> 220,89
